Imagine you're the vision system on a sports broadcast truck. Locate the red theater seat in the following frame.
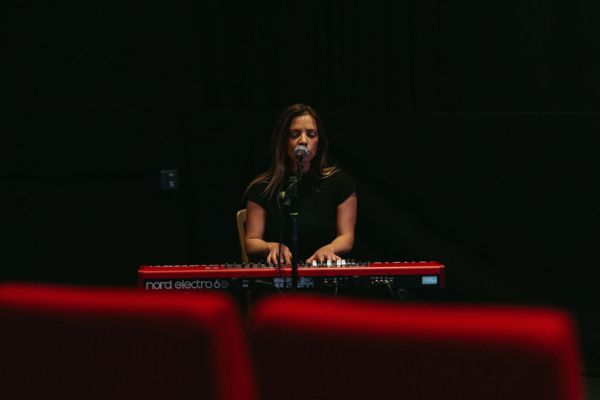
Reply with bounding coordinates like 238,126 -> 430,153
0,283 -> 256,400
250,295 -> 583,400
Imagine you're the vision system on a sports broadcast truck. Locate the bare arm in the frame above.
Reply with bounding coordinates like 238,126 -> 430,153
244,200 -> 292,264
306,192 -> 357,263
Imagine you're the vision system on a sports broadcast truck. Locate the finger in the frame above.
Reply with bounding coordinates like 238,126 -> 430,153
273,249 -> 283,265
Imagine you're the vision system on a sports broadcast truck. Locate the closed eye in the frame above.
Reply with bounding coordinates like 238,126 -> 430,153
289,130 -> 318,138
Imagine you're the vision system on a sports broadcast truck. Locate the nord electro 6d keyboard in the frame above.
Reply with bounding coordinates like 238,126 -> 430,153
138,261 -> 445,299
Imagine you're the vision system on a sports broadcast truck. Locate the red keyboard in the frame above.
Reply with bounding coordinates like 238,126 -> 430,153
138,261 -> 445,292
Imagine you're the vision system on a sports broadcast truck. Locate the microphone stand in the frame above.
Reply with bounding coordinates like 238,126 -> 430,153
281,158 -> 304,290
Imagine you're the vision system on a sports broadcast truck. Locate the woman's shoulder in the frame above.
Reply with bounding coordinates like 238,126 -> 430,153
319,167 -> 356,201
322,167 -> 354,184
248,179 -> 268,191
245,179 -> 268,200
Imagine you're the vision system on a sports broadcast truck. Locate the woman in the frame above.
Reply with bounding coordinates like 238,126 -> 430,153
244,104 -> 357,265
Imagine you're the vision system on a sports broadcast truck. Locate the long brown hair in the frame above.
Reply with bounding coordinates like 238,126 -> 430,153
245,103 -> 338,199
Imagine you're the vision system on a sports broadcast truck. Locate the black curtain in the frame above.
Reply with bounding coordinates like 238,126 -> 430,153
3,0 -> 600,373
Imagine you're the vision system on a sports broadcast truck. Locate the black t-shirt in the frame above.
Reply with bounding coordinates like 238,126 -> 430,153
245,170 -> 356,261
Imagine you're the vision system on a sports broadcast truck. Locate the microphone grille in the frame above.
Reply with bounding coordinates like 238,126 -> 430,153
294,145 -> 308,156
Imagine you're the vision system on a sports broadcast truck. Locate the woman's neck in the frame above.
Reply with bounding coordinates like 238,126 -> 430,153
290,162 -> 311,175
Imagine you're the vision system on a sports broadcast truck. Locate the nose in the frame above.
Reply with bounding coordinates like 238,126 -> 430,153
298,132 -> 309,144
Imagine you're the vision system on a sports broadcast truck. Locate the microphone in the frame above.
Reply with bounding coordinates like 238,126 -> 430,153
294,145 -> 308,162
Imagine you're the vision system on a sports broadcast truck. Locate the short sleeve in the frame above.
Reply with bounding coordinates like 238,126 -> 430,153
245,181 -> 269,209
333,170 -> 356,204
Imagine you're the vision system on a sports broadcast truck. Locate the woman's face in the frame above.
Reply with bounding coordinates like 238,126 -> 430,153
287,113 -> 319,173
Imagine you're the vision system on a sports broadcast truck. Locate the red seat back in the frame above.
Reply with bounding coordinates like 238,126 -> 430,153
0,283 -> 256,400
251,295 -> 582,400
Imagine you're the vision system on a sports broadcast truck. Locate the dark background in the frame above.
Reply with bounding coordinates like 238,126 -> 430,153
3,1 -> 599,374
